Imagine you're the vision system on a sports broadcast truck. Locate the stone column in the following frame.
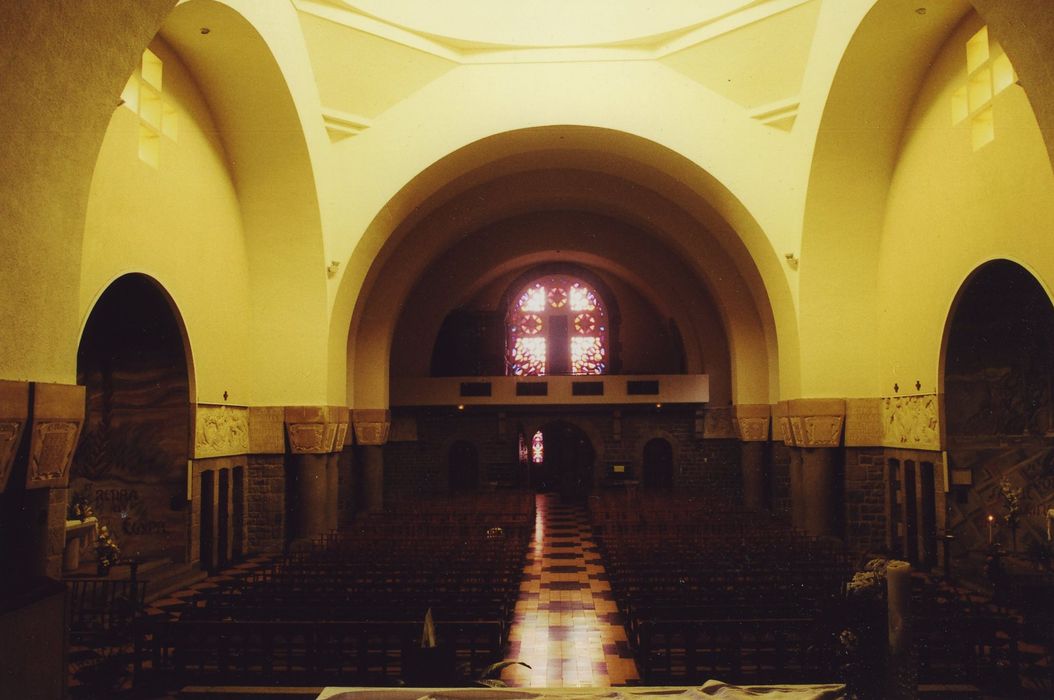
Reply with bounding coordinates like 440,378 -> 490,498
733,404 -> 771,511
325,454 -> 339,532
772,401 -> 804,528
286,406 -> 339,541
354,409 -> 390,513
293,453 -> 328,539
788,399 -> 846,538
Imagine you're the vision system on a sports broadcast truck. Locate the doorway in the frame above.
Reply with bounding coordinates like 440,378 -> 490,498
533,421 -> 595,502
642,438 -> 674,489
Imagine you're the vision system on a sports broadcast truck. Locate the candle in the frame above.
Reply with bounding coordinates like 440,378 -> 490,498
1047,508 -> 1054,542
887,560 -> 912,656
987,514 -> 994,545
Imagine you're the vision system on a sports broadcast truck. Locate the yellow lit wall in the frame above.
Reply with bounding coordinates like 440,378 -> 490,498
81,38 -> 252,404
878,11 -> 1054,394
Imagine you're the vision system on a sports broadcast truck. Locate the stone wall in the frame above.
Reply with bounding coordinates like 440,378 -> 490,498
844,447 -> 888,557
247,455 -> 286,552
383,406 -> 743,503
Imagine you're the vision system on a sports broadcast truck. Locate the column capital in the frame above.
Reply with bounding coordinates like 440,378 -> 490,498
352,408 -> 391,446
732,404 -> 771,442
26,382 -> 86,490
771,401 -> 794,446
285,405 -> 351,454
0,380 -> 30,493
787,398 -> 846,448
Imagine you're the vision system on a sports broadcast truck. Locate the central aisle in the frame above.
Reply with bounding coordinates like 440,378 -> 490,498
504,494 -> 640,687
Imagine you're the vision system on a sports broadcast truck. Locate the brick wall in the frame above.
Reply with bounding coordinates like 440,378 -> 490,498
771,442 -> 791,517
844,447 -> 887,556
383,406 -> 743,503
246,455 -> 285,553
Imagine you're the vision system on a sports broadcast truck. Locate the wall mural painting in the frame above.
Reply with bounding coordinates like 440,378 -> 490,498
72,361 -> 190,562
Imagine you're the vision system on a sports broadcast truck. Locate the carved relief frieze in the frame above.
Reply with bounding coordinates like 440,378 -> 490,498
735,417 -> 770,442
845,398 -> 883,447
0,420 -> 24,492
799,415 -> 844,448
25,382 -> 84,489
248,406 -> 286,455
702,407 -> 736,439
194,405 -> 249,459
775,416 -> 794,446
27,421 -> 81,488
334,422 -> 350,451
883,394 -> 940,451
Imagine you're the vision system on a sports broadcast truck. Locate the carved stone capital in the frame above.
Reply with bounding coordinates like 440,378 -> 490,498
193,404 -> 250,458
788,398 -> 845,449
733,404 -> 771,442
702,406 -> 735,439
285,406 -> 338,454
882,394 -> 941,451
772,401 -> 794,446
0,381 -> 30,493
353,409 -> 391,446
27,383 -> 85,489
332,406 -> 351,451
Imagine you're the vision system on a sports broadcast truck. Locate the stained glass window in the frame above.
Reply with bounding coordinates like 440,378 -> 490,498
532,430 -> 544,464
507,274 -> 608,376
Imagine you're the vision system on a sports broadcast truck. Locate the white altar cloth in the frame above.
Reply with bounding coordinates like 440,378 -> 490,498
317,681 -> 846,700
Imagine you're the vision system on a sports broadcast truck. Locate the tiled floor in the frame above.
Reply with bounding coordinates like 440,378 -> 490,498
504,494 -> 640,687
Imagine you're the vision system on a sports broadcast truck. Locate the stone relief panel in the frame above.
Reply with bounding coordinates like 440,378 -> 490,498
774,416 -> 793,446
194,405 -> 249,459
703,407 -> 735,439
288,423 -> 327,453
882,394 -> 940,451
735,417 -> 770,442
845,398 -> 883,447
27,421 -> 82,488
248,406 -> 286,455
354,422 -> 391,446
0,421 -> 24,492
790,415 -> 844,448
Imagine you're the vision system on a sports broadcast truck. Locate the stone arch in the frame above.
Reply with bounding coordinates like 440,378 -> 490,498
72,273 -> 194,564
939,259 -> 1054,556
337,126 -> 788,412
799,0 -> 975,399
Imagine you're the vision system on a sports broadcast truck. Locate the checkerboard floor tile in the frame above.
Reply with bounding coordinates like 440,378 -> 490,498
504,494 -> 639,688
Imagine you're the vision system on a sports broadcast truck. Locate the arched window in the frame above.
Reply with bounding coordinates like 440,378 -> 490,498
507,274 -> 608,375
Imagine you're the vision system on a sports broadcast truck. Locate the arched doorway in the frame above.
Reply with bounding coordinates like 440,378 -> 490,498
448,440 -> 479,492
942,260 -> 1054,561
71,274 -> 192,568
533,421 -> 595,502
642,438 -> 674,489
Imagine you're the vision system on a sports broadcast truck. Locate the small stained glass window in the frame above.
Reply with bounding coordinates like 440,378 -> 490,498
532,430 -> 544,464
507,274 -> 608,376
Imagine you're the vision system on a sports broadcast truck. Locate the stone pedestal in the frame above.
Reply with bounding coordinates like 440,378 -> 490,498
293,453 -> 328,539
802,447 -> 838,537
362,446 -> 384,513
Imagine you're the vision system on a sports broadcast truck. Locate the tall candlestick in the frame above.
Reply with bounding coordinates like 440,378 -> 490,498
987,514 -> 994,545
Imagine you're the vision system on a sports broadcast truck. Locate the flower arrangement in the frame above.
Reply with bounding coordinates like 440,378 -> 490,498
999,477 -> 1021,528
68,495 -> 95,521
96,525 -> 121,570
845,557 -> 889,599
998,476 -> 1022,550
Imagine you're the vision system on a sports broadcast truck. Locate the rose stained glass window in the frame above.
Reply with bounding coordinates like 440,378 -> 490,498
507,274 -> 608,376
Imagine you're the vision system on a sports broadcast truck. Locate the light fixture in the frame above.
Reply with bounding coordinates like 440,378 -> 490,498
327,260 -> 340,277
784,252 -> 799,270
200,27 -> 211,35
915,7 -> 927,15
